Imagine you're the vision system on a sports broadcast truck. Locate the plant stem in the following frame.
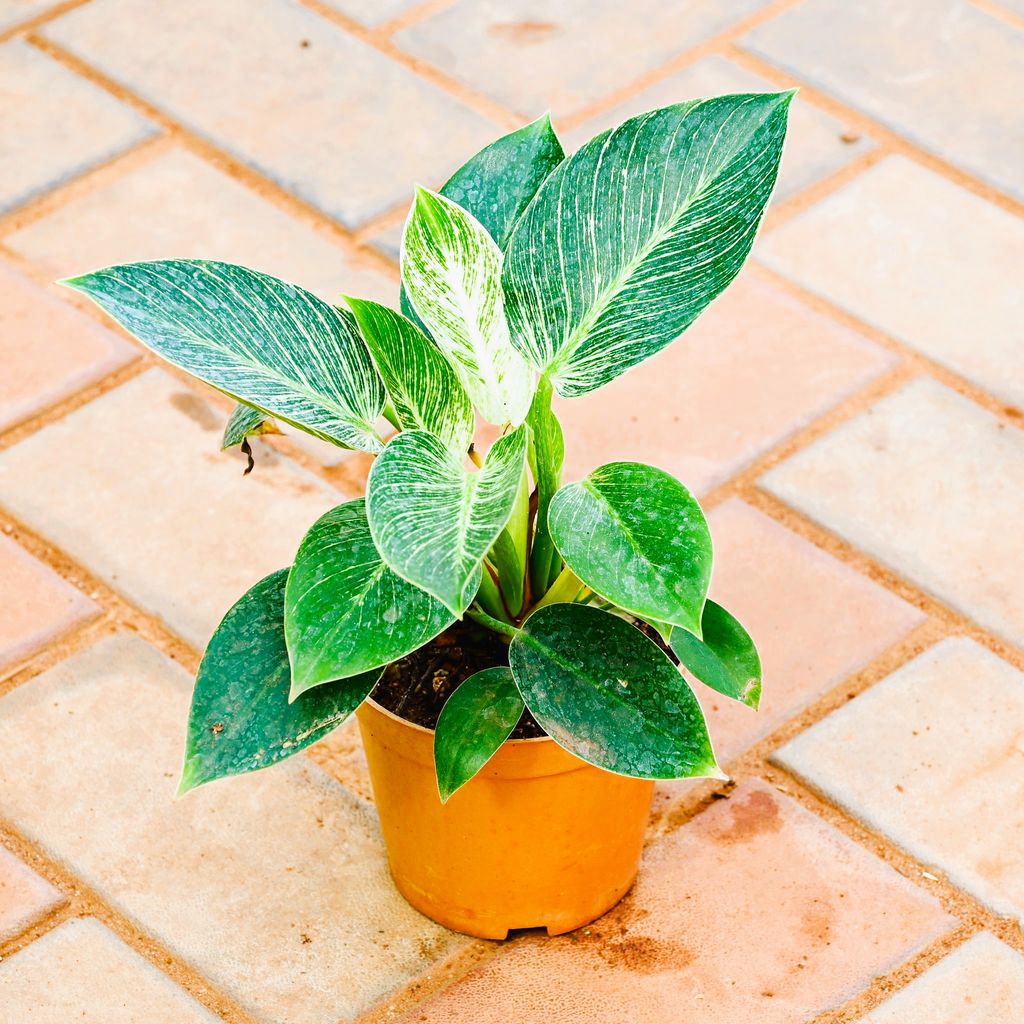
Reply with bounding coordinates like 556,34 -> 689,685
466,607 -> 520,640
533,565 -> 586,610
381,401 -> 402,431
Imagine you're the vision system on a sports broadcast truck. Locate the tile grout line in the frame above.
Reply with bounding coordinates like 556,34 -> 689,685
20,35 -> 401,283
0,819 -> 263,1024
0,0 -> 93,45
726,43 -> 1024,219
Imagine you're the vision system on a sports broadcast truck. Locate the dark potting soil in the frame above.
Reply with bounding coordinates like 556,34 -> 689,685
370,618 -> 547,739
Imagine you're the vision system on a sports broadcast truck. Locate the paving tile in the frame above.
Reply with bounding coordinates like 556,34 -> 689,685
556,272 -> 896,495
566,54 -> 872,200
394,0 -> 765,119
777,638 -> 1024,924
687,500 -> 924,765
322,0 -> 422,26
0,534 -> 97,677
0,369 -> 346,648
0,917 -> 220,1023
0,261 -> 135,432
0,39 -> 154,214
0,845 -> 63,942
758,157 -> 1024,408
5,147 -> 398,307
43,0 -> 501,228
409,780 -> 953,1023
761,378 -> 1024,648
0,0 -> 54,32
743,0 -> 1024,201
860,932 -> 1024,1024
0,635 -> 465,1024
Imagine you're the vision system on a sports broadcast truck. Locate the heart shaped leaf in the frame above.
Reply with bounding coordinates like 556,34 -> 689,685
434,667 -> 525,802
548,462 -> 712,635
503,93 -> 793,396
510,604 -> 720,779
345,297 -> 474,454
285,498 -> 456,699
179,569 -> 381,795
64,259 -> 386,451
400,114 -> 565,327
367,427 -> 527,616
402,188 -> 534,426
671,599 -> 762,709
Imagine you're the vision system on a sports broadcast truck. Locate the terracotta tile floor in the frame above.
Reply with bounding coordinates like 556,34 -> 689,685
0,1 -> 1021,1021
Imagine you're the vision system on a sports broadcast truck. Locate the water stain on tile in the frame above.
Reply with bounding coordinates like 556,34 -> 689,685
567,904 -> 692,976
488,21 -> 560,44
712,788 -> 783,844
169,391 -> 220,431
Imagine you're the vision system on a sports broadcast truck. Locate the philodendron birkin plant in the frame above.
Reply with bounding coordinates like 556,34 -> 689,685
66,93 -> 790,811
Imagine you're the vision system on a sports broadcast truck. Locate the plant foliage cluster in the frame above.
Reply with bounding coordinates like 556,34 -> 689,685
67,91 -> 793,800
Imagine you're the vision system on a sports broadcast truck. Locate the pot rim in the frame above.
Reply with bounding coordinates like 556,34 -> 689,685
364,694 -> 552,746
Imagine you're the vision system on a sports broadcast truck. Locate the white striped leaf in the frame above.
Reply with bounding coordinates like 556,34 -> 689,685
401,188 -> 534,426
285,499 -> 455,699
344,297 -> 474,454
367,426 -> 527,616
64,259 -> 386,451
548,461 -> 713,636
503,92 -> 793,397
399,114 -> 565,329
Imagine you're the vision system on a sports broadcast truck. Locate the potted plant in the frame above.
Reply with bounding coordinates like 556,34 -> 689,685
64,90 -> 791,940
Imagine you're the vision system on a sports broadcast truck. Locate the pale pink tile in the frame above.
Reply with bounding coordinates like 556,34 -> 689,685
695,500 -> 924,763
410,781 -> 953,1024
0,846 -> 63,942
0,262 -> 134,431
555,273 -> 895,495
0,534 -> 98,676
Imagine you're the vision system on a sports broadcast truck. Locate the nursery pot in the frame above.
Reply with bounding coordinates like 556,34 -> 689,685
356,697 -> 654,940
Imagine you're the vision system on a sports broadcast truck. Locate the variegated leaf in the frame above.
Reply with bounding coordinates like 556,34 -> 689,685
285,499 -> 456,699
64,259 -> 386,451
367,426 -> 527,616
503,93 -> 793,397
399,114 -> 565,329
401,188 -> 534,426
344,297 -> 474,454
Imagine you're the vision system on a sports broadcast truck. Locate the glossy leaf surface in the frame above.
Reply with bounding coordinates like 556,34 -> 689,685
65,260 -> 386,451
345,297 -> 474,453
179,569 -> 380,794
367,427 -> 527,615
433,667 -> 524,802
548,461 -> 712,635
671,599 -> 762,708
503,93 -> 792,396
285,499 -> 455,698
510,604 -> 719,779
402,188 -> 534,426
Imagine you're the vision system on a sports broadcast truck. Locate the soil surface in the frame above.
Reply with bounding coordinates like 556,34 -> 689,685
371,619 -> 547,738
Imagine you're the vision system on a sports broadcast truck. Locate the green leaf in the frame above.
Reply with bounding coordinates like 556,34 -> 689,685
670,599 -> 762,709
434,667 -> 525,802
64,259 -> 386,451
178,569 -> 380,795
221,402 -> 280,450
548,462 -> 712,636
367,427 -> 527,616
402,188 -> 534,426
400,114 -> 565,326
503,93 -> 793,397
526,377 -> 565,593
510,604 -> 719,779
344,297 -> 474,454
284,498 -> 455,699
488,528 -> 524,616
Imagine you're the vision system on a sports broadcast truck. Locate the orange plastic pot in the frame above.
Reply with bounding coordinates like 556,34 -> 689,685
356,697 -> 654,939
